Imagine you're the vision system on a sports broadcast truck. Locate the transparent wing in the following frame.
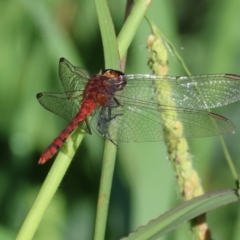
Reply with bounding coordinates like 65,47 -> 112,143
120,73 -> 240,110
36,91 -> 82,120
91,104 -> 235,142
37,65 -> 240,142
59,58 -> 90,92
36,91 -> 92,133
36,58 -> 90,122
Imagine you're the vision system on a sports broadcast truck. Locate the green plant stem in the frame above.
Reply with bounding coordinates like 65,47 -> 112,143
146,18 -> 211,239
155,27 -> 240,187
16,128 -> 84,240
219,136 -> 240,186
118,0 -> 151,60
93,1 -> 120,239
94,0 -> 120,69
93,1 -> 152,239
93,140 -> 117,240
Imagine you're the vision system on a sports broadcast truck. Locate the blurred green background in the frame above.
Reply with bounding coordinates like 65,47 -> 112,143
1,0 -> 240,239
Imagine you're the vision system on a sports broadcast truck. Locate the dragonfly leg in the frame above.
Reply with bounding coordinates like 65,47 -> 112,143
84,118 -> 92,134
97,103 -> 122,144
100,104 -> 123,123
112,97 -> 122,108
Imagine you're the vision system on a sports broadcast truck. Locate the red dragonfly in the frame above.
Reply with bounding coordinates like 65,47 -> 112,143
37,58 -> 240,164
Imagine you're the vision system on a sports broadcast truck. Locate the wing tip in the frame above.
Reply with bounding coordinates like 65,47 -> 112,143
60,57 -> 66,63
225,73 -> 240,80
36,93 -> 43,99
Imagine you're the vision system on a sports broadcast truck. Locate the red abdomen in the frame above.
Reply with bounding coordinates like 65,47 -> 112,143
38,99 -> 96,164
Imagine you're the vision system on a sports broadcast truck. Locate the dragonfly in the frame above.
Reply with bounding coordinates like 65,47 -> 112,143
37,58 -> 240,164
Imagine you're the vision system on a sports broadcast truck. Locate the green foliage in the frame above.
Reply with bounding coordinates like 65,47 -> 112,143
0,0 -> 240,239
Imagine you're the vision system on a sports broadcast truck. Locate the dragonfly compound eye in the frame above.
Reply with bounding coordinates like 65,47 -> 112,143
115,75 -> 127,90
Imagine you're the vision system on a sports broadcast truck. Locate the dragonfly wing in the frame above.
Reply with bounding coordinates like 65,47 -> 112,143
36,91 -> 82,121
91,103 -> 166,141
91,104 -> 235,142
122,73 -> 240,110
59,58 -> 90,92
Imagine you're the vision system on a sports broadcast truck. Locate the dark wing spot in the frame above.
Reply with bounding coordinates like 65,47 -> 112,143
225,74 -> 240,80
36,93 -> 43,99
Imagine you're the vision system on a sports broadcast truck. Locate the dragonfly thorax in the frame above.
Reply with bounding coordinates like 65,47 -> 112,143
83,71 -> 126,106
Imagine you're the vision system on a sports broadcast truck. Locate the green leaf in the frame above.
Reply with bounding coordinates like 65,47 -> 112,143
122,189 -> 239,239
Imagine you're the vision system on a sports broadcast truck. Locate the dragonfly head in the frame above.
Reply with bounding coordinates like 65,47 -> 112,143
103,69 -> 127,91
